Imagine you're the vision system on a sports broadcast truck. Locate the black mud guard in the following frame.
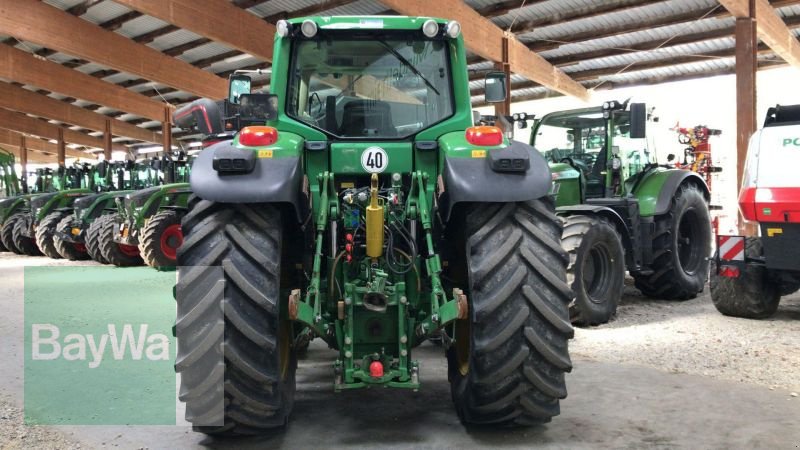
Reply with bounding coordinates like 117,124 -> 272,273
189,142 -> 308,223
439,141 -> 552,222
654,171 -> 710,216
556,204 -> 635,267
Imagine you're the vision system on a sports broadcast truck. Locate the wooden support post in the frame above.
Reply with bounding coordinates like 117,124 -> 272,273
735,2 -> 758,235
162,106 -> 172,155
19,134 -> 27,193
494,37 -> 512,130
104,119 -> 112,161
57,128 -> 66,166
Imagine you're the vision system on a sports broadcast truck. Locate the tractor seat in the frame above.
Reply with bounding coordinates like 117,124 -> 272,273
339,100 -> 396,137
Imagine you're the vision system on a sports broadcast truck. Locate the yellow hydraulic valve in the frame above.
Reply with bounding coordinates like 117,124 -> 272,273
366,173 -> 384,258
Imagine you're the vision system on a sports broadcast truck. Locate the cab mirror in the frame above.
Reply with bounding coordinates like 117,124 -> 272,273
238,93 -> 278,122
630,103 -> 646,139
228,74 -> 252,105
484,71 -> 507,104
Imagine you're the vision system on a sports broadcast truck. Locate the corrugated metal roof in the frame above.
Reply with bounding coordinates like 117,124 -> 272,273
4,0 -> 799,149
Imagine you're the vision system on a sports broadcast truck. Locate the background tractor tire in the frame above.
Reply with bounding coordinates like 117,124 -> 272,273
0,226 -> 6,252
446,198 -> 574,427
139,209 -> 183,270
98,215 -> 142,267
176,200 -> 296,436
53,215 -> 90,261
35,211 -> 70,259
633,183 -> 711,300
13,215 -> 42,256
561,215 -> 625,326
710,237 -> 780,319
2,214 -> 24,254
85,215 -> 110,264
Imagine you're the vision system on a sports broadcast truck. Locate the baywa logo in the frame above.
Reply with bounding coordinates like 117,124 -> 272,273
24,266 -> 182,425
32,323 -> 170,369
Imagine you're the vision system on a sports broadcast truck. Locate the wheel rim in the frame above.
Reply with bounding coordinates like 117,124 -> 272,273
677,209 -> 703,274
73,242 -> 86,253
118,243 -> 140,257
454,318 -> 471,376
159,224 -> 183,261
582,242 -> 614,305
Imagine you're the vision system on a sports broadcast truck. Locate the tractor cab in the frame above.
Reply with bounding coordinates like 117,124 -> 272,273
531,100 -> 651,201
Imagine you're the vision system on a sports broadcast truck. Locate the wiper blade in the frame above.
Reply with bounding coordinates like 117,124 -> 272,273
377,40 -> 439,96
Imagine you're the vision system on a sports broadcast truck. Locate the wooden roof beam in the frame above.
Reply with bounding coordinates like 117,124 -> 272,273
113,0 -> 276,62
0,0 -> 227,99
0,110 -> 98,157
471,43 -> 777,95
720,0 -> 800,67
0,44 -> 169,123
0,82 -> 160,144
473,59 -> 786,107
379,0 -> 590,100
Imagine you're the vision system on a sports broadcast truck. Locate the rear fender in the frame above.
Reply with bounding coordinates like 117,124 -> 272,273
633,169 -> 709,217
437,132 -> 553,222
190,131 -> 308,222
557,205 -> 634,267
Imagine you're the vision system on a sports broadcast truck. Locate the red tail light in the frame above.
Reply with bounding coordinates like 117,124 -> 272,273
466,126 -> 503,146
239,126 -> 278,147
719,265 -> 741,278
738,186 -> 758,222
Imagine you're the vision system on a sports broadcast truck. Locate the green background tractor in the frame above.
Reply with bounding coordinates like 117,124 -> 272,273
175,16 -> 573,435
529,100 -> 712,325
102,155 -> 193,269
2,164 -> 95,256
53,160 -> 155,261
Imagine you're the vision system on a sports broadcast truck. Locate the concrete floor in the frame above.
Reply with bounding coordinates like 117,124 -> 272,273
1,254 -> 799,449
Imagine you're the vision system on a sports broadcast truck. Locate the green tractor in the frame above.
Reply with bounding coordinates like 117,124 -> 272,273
20,163 -> 99,257
1,166 -> 76,255
53,160 -> 157,261
526,100 -> 712,325
100,154 -> 193,268
174,16 -> 573,435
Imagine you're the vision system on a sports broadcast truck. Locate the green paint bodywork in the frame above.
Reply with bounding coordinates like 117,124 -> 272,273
214,16 -> 503,390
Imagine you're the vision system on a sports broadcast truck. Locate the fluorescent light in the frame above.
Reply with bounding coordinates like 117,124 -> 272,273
137,145 -> 178,154
225,53 -> 253,63
188,142 -> 203,148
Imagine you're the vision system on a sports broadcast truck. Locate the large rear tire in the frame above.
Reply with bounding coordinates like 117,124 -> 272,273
2,213 -> 24,254
85,215 -> 110,264
710,237 -> 780,319
633,183 -> 711,300
53,214 -> 90,261
35,211 -> 70,259
446,199 -> 574,427
98,215 -> 142,267
176,200 -> 296,435
562,215 -> 624,326
13,214 -> 42,256
139,209 -> 183,270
